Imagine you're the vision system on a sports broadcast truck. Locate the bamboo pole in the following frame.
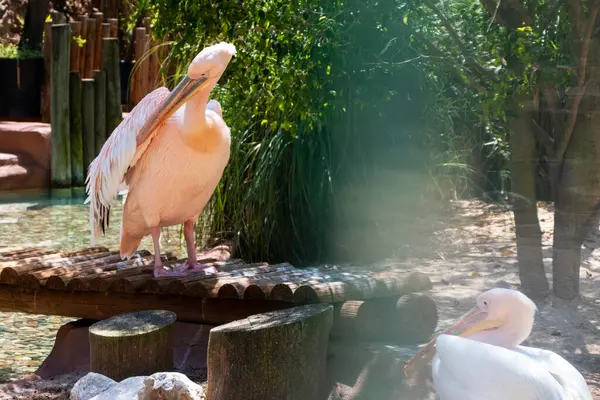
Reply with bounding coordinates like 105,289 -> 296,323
133,27 -> 148,105
50,24 -> 72,187
82,79 -> 96,174
41,21 -> 52,123
103,38 -> 122,136
78,15 -> 89,76
94,70 -> 107,155
84,18 -> 97,79
93,12 -> 104,71
69,72 -> 84,186
69,21 -> 81,72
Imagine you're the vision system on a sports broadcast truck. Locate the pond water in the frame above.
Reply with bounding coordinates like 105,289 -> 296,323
0,188 -> 188,382
0,188 -> 187,256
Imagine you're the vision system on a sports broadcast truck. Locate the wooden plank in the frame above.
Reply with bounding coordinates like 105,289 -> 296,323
69,21 -> 81,72
0,285 -> 293,325
82,78 -> 96,174
93,70 -> 107,156
69,71 -> 84,186
92,12 -> 104,70
103,38 -> 122,136
50,23 -> 72,187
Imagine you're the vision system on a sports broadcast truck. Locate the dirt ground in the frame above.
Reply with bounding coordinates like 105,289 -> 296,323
403,200 -> 600,397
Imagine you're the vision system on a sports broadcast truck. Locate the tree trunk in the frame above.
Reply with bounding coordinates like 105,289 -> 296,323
508,98 -> 549,299
19,0 -> 50,52
552,120 -> 600,300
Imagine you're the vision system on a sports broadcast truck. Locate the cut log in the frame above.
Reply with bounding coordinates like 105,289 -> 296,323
82,78 -> 96,174
89,310 -> 176,381
103,38 -> 122,135
331,293 -> 438,344
207,304 -> 333,400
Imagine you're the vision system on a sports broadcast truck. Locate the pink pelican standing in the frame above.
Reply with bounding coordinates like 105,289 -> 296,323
404,288 -> 592,399
85,42 -> 236,278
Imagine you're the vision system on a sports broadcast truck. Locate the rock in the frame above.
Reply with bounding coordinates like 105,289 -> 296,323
89,376 -> 146,400
141,372 -> 205,400
70,372 -> 117,400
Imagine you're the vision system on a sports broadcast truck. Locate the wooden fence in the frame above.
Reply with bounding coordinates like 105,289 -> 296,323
44,12 -> 164,188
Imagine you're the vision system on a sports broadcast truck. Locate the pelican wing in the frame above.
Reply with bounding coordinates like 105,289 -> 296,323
516,345 -> 592,400
433,335 -> 567,400
85,87 -> 171,244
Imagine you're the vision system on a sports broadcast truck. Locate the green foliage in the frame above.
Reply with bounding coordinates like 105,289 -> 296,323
0,43 -> 42,59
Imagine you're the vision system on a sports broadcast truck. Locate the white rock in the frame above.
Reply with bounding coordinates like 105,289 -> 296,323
89,376 -> 147,400
141,372 -> 205,400
70,372 -> 117,400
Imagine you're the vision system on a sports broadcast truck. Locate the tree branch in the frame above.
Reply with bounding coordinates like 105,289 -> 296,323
565,0 -> 585,42
555,3 -> 600,163
423,0 -> 498,84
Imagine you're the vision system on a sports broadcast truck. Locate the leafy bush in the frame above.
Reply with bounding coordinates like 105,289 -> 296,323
145,0 -> 489,264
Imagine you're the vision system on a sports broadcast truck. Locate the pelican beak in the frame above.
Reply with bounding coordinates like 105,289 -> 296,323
403,305 -> 487,377
136,76 -> 209,145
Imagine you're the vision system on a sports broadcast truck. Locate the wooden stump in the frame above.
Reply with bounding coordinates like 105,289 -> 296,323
69,72 -> 84,186
93,70 -> 107,155
82,79 -> 96,175
207,304 -> 333,400
103,38 -> 122,136
331,293 -> 438,344
89,310 -> 176,381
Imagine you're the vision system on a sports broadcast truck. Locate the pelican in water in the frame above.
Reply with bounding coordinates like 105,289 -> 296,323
404,288 -> 592,399
85,42 -> 236,278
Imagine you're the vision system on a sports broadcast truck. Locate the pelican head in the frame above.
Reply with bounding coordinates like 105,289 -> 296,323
403,288 -> 537,377
136,42 -> 236,145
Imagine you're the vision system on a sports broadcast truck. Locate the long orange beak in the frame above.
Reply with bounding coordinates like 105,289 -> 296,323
403,305 -> 486,377
136,75 -> 209,146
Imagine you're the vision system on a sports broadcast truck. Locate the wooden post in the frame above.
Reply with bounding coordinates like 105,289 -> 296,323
103,38 -> 122,136
207,304 -> 333,400
102,23 -> 110,39
84,18 -> 97,78
69,72 -> 84,186
82,79 -> 96,174
94,70 -> 107,155
69,21 -> 81,72
133,27 -> 149,105
93,12 -> 104,70
148,39 -> 158,91
41,21 -> 52,123
50,11 -> 66,24
50,23 -> 72,188
108,18 -> 118,37
78,15 -> 89,76
89,310 -> 176,381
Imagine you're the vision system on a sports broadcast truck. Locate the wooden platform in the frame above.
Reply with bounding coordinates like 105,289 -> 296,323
0,246 -> 433,326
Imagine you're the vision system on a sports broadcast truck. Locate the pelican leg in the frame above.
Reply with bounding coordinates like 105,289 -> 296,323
174,220 -> 217,275
151,226 -> 185,278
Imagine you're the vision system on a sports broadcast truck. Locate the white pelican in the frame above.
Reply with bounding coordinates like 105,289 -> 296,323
85,42 -> 236,278
404,288 -> 592,399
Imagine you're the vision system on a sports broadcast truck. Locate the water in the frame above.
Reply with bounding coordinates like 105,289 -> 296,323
0,188 -> 187,257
